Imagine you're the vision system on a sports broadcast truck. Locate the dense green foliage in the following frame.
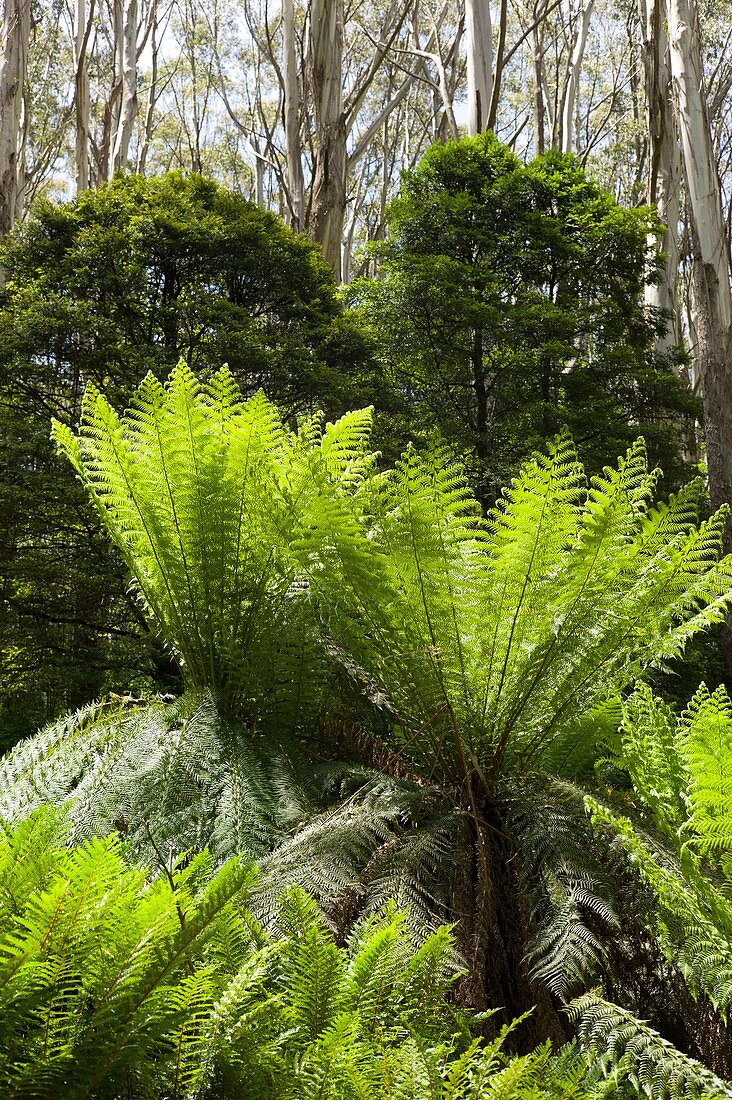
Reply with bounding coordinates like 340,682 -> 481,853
350,133 -> 697,503
0,173 -> 376,744
3,145 -> 732,1095
0,807 -> 626,1100
3,367 -> 732,1081
591,682 -> 732,1021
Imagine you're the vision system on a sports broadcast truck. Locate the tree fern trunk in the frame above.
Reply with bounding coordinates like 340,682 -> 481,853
454,800 -> 569,1051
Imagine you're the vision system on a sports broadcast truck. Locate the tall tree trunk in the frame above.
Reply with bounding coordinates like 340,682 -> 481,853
309,0 -> 346,279
667,0 -> 732,668
109,0 -> 139,176
641,0 -> 681,353
74,0 -> 94,192
137,3 -> 158,174
283,0 -> 304,231
465,0 -> 493,135
560,0 -> 596,154
0,0 -> 30,238
530,4 -> 547,155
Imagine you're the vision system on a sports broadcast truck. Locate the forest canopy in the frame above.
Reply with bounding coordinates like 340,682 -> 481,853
349,133 -> 697,501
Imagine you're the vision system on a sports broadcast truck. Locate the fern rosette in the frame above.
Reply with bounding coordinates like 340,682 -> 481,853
3,365 -> 732,1064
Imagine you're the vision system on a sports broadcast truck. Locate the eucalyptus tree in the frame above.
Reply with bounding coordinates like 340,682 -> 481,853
666,0 -> 732,527
0,0 -> 30,237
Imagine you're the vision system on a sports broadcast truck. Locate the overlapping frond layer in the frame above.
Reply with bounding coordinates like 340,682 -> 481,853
301,433 -> 732,780
52,365 -> 376,718
53,369 -> 732,779
592,683 -> 732,1017
0,694 -> 460,930
0,694 -> 320,865
504,777 -> 618,1002
0,810 -> 614,1099
572,993 -> 732,1100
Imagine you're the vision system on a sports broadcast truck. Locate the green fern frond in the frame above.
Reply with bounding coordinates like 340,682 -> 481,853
52,368 -> 378,716
299,427 -> 732,787
571,993 -> 732,1099
505,778 -> 618,1001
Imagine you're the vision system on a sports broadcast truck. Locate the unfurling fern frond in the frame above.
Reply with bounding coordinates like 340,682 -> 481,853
571,993 -> 732,1100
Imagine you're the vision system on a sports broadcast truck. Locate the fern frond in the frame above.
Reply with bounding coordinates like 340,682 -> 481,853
571,993 -> 732,1099
505,777 -> 618,1001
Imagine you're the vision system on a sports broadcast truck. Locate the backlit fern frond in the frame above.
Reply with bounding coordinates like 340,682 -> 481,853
596,681 -> 732,1016
52,366 -> 377,719
679,686 -> 732,860
299,431 -> 732,785
586,791 -> 732,1016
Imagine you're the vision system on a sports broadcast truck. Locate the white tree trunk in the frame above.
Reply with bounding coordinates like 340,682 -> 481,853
282,0 -> 304,230
109,0 -> 139,176
667,0 -> 730,332
640,0 -> 682,354
465,0 -> 493,135
137,3 -> 158,173
0,0 -> 30,237
560,0 -> 595,154
74,0 -> 94,192
309,0 -> 346,278
666,0 -> 732,568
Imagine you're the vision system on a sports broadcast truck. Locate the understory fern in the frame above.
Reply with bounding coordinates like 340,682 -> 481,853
589,682 -> 732,1017
571,994 -> 732,1100
0,809 -> 612,1100
22,367 -> 732,1072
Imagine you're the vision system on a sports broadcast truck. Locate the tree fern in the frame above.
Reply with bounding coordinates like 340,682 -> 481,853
0,811 -> 622,1099
50,370 -> 732,795
37,369 -> 732,1038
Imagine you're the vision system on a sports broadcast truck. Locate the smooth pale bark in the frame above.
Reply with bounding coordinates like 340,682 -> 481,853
74,0 -> 94,192
137,4 -> 158,173
465,0 -> 493,135
0,0 -> 30,237
109,0 -> 140,175
559,0 -> 595,153
667,0 -> 729,326
530,13 -> 546,153
309,0 -> 346,278
282,0 -> 304,230
640,0 -> 681,353
487,0 -> 507,130
666,0 -> 732,678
